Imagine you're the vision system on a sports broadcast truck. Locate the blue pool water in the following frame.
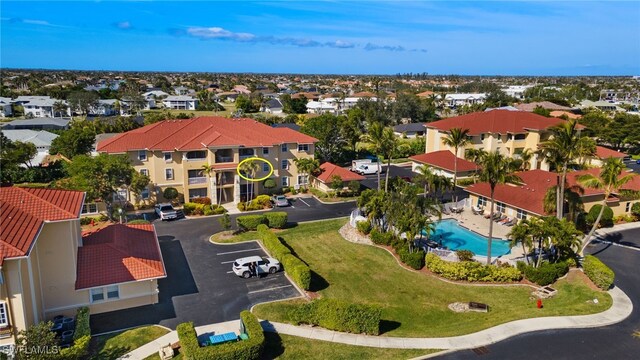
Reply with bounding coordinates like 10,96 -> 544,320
424,219 -> 511,257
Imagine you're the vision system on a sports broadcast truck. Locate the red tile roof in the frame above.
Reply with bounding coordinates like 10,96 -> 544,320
0,187 -> 84,264
515,101 -> 573,112
316,162 -> 365,183
409,150 -> 478,173
97,117 -> 318,153
76,224 -> 166,289
596,146 -> 627,159
352,91 -> 377,98
426,110 -> 583,136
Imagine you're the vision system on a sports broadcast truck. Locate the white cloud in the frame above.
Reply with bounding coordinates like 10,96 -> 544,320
115,21 -> 132,30
187,27 -> 256,41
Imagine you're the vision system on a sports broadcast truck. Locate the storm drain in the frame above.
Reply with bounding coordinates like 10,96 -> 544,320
471,346 -> 490,355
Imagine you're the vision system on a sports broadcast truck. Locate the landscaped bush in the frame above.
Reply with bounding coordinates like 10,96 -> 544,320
456,249 -> 475,262
59,306 -> 90,359
517,261 -> 569,286
237,215 -> 268,231
237,197 -> 272,211
456,178 -> 476,187
257,224 -> 291,259
128,219 -> 150,225
586,204 -> 614,228
356,220 -> 372,235
583,255 -> 615,290
631,202 -> 640,219
369,229 -> 395,245
163,187 -> 179,202
288,299 -> 381,335
254,195 -> 272,207
256,225 -> 310,290
177,311 -> 264,360
265,212 -> 288,229
397,248 -> 425,270
425,253 -> 522,282
191,197 -> 212,205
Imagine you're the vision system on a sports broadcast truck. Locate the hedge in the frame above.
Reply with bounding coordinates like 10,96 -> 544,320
184,202 -> 226,216
256,224 -> 310,290
237,215 -> 268,231
265,212 -> 288,229
356,221 -> 372,235
238,195 -> 273,211
59,307 -> 90,360
586,204 -> 614,228
517,261 -> 569,286
289,299 -> 381,335
369,229 -> 394,245
397,248 -> 425,270
583,255 -> 615,290
177,311 -> 264,360
425,253 -> 522,282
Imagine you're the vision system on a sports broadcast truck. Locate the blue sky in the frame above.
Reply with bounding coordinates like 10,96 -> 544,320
1,1 -> 639,75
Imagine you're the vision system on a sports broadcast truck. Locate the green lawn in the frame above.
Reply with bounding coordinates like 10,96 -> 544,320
89,325 -> 169,360
252,219 -> 612,337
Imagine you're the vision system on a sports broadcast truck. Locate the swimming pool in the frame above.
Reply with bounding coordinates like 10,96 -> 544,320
423,219 -> 511,257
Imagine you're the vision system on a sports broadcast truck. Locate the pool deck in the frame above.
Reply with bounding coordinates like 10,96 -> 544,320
442,210 -> 526,263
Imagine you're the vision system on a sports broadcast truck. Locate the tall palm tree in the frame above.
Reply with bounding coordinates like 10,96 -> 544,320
365,122 -> 386,191
464,148 -> 484,183
475,150 -> 521,264
543,184 -> 584,222
239,159 -> 259,205
516,148 -> 534,171
577,157 -> 635,254
413,165 -> 435,195
539,119 -> 595,220
380,127 -> 398,192
53,101 -> 68,118
293,158 -> 320,190
442,128 -> 471,202
201,164 -> 214,202
507,219 -> 533,264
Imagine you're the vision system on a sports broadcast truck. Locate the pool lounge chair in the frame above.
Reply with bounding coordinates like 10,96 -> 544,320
498,216 -> 511,224
491,212 -> 503,220
505,218 -> 517,226
494,214 -> 507,222
442,205 -> 451,215
483,211 -> 493,219
472,206 -> 484,215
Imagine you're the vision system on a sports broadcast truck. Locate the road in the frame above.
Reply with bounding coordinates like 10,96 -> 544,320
436,229 -> 640,360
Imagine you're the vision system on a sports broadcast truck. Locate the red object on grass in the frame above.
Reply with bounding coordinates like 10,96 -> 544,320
537,299 -> 543,308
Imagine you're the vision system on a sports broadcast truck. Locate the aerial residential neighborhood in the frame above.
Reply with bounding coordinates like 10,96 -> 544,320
1,1 -> 639,360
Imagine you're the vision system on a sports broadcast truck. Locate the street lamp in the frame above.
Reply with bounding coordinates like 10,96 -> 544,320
118,208 -> 124,224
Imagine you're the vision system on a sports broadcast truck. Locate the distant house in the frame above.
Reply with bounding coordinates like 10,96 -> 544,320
312,162 -> 365,192
393,123 -> 426,138
579,100 -> 626,113
173,86 -> 194,96
587,146 -> 629,167
1,117 -> 71,130
217,92 -> 239,102
14,96 -> 70,118
89,99 -> 118,116
502,85 -> 533,99
444,93 -> 486,108
0,97 -> 12,117
119,97 -> 155,114
409,150 -> 478,179
1,129 -> 58,166
143,90 -> 169,99
262,99 -> 283,114
515,101 -> 573,112
162,96 -> 198,110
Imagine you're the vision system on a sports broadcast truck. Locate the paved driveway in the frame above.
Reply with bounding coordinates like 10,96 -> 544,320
436,229 -> 640,359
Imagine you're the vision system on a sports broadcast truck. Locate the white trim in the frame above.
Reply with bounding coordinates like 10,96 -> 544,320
0,302 -> 8,327
156,182 -> 182,187
76,275 -> 166,292
45,287 -> 160,313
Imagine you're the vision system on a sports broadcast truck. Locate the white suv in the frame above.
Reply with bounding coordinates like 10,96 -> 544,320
232,256 -> 281,278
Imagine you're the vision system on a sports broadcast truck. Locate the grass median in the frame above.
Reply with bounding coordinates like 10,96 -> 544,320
252,218 -> 612,337
89,325 -> 169,359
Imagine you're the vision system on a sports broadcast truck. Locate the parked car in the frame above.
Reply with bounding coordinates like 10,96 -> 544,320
155,203 -> 178,221
271,195 -> 290,207
355,164 -> 382,175
232,256 -> 281,278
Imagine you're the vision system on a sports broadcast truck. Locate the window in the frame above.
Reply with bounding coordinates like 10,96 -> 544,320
626,202 -> 631,212
263,163 -> 270,172
163,152 -> 172,162
90,288 -> 104,303
0,302 -> 8,327
165,168 -> 174,180
81,203 -> 98,214
186,150 -> 207,160
298,175 -> 308,186
141,188 -> 150,199
281,160 -> 289,170
298,144 -> 309,152
138,150 -> 147,161
517,209 -> 527,220
514,134 -> 526,140
477,197 -> 487,207
282,177 -> 289,187
281,144 -> 288,152
262,147 -> 269,155
140,169 -> 149,177
189,188 -> 207,199
506,134 -> 513,141
106,285 -> 119,299
496,202 -> 505,213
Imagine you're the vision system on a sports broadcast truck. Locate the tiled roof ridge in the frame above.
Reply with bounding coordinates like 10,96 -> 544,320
13,187 -> 76,218
150,118 -> 199,150
177,122 -> 215,149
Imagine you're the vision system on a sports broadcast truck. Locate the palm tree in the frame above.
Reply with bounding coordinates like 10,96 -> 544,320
507,219 -> 533,264
442,128 -> 470,202
464,148 -> 484,183
539,119 -> 595,220
380,127 -> 398,192
53,101 -> 68,118
239,159 -> 259,206
293,158 -> 320,190
543,184 -> 584,222
365,122 -> 387,191
577,157 -> 635,254
515,148 -> 534,171
475,150 -> 521,264
413,165 -> 435,195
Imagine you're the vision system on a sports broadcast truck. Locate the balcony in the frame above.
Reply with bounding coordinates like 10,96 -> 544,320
188,177 -> 207,185
215,155 -> 234,163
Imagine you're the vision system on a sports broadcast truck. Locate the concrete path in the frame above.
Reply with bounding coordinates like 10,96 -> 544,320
120,286 -> 631,358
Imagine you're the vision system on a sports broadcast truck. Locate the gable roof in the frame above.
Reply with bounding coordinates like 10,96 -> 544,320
409,150 -> 478,173
596,146 -> 627,159
97,117 -> 318,153
1,129 -> 58,146
393,123 -> 427,133
425,110 -> 581,136
0,187 -> 85,264
76,224 -> 166,289
515,101 -> 573,112
316,162 -> 365,183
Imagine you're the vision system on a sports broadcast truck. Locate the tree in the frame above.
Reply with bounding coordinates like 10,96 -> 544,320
342,108 -> 366,152
329,175 -> 344,195
219,212 -> 231,231
507,219 -> 534,264
9,140 -> 37,168
442,127 -> 470,202
577,157 -> 634,254
474,150 -> 521,264
532,106 -> 551,117
280,94 -> 307,114
14,321 -> 59,360
53,100 -> 68,118
163,187 -> 179,203
543,184 -> 584,222
263,178 -> 277,194
484,90 -> 515,108
235,94 -> 259,113
129,172 -> 150,200
239,158 -> 259,204
293,158 -> 319,190
68,91 -> 99,116
49,125 -> 95,159
514,148 -> 534,171
348,180 -> 361,194
413,164 -> 435,195
300,114 -> 347,163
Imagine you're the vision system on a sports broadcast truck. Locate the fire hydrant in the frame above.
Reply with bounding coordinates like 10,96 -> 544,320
90,219 -> 95,227
537,299 -> 543,309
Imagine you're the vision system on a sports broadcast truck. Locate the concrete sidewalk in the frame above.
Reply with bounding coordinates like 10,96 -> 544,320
120,286 -> 632,358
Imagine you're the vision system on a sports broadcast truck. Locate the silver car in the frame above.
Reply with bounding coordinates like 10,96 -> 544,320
271,195 -> 289,207
155,203 -> 177,221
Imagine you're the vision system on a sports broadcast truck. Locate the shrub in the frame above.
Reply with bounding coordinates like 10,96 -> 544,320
518,261 -> 569,286
289,299 -> 381,335
356,220 -> 372,235
348,180 -> 361,194
191,197 -> 212,205
265,212 -> 288,229
425,253 -> 522,282
263,178 -> 276,191
585,204 -> 614,228
397,248 -> 425,269
213,206 -> 226,214
369,229 -> 394,245
128,219 -> 150,225
257,225 -> 291,259
631,202 -> 640,219
177,311 -> 264,360
256,225 -> 310,290
456,249 -> 475,262
80,216 -> 102,226
456,178 -> 476,187
254,195 -> 272,208
183,202 -> 198,215
203,206 -> 214,216
219,213 -> 232,231
583,255 -> 615,290
236,215 -> 267,231
59,307 -> 90,359
163,187 -> 179,201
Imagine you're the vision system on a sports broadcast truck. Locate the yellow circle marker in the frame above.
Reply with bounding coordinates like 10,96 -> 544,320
237,157 -> 274,182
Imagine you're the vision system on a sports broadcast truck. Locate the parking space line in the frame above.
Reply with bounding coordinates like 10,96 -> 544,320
216,248 -> 261,256
220,260 -> 236,264
226,271 -> 235,274
247,285 -> 292,294
298,198 -> 311,207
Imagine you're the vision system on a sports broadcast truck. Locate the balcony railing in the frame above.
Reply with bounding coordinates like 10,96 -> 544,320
215,156 -> 234,163
188,177 -> 207,185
